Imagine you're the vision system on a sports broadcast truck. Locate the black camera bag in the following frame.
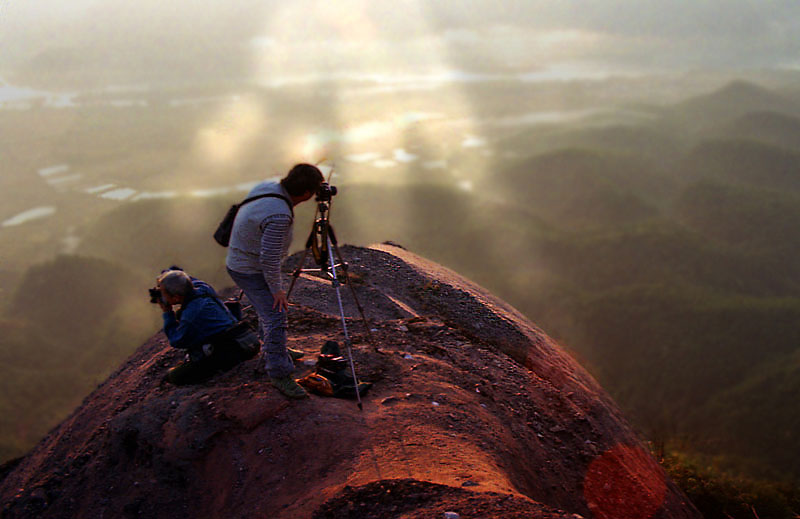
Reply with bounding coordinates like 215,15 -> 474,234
187,293 -> 258,359
216,321 -> 260,356
213,193 -> 293,246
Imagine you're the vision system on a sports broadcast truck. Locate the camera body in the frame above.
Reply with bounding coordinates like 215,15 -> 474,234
149,287 -> 163,305
316,182 -> 338,202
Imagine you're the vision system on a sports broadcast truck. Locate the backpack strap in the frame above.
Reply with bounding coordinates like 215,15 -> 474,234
238,193 -> 294,218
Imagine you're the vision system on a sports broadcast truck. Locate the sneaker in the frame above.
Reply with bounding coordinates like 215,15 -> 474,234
270,376 -> 309,399
287,348 -> 305,361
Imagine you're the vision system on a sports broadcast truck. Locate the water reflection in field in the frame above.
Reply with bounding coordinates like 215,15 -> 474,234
47,174 -> 84,186
461,136 -> 487,148
2,207 -> 56,227
37,165 -> 70,177
345,152 -> 383,163
0,81 -> 77,109
100,188 -> 137,200
131,191 -> 179,201
85,184 -> 116,194
393,149 -> 418,163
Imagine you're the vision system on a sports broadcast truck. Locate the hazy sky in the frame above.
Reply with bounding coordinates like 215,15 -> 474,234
1,0 -> 799,87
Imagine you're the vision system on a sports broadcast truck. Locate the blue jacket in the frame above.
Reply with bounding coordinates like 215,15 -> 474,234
162,279 -> 237,351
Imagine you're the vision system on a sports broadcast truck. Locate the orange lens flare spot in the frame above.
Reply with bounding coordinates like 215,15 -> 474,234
583,444 -> 668,519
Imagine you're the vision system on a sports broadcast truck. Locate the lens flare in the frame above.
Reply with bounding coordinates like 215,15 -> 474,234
583,444 -> 668,519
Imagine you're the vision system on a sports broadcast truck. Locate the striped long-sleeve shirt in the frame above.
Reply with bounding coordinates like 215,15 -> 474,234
226,181 -> 294,293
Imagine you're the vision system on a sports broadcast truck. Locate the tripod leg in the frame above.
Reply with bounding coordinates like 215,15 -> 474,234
286,242 -> 313,302
326,236 -> 363,410
288,203 -> 325,302
329,235 -> 381,353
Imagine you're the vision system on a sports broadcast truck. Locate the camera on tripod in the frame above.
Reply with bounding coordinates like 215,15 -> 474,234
316,182 -> 337,202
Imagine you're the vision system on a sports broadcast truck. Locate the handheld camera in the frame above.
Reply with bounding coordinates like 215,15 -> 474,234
149,287 -> 163,305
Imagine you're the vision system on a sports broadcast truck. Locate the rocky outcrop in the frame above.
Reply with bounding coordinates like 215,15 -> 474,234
0,244 -> 700,519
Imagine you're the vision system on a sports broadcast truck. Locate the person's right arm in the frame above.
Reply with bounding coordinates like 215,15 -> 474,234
162,306 -> 202,349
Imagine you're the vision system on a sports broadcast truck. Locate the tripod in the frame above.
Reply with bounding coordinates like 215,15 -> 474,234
286,195 -> 374,410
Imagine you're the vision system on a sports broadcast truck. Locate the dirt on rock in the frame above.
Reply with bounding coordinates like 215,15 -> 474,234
0,244 -> 701,519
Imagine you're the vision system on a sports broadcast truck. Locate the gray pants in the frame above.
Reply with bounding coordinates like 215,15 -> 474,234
226,267 -> 293,378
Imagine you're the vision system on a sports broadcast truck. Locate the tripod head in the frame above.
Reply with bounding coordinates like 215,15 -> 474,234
315,199 -> 330,220
313,182 -> 336,222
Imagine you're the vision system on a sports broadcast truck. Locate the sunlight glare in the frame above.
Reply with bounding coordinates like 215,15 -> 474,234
194,95 -> 266,166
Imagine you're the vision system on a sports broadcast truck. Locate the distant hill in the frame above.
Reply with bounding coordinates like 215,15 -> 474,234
0,255 -> 158,462
77,196 -> 232,287
0,269 -> 20,308
672,80 -> 800,130
777,83 -> 800,107
680,138 -> 800,192
543,284 -> 800,450
713,111 -> 800,152
674,181 -> 800,285
490,149 -> 663,230
553,123 -> 685,162
533,221 -> 783,296
498,120 -> 685,165
699,348 -> 800,477
9,255 -> 146,346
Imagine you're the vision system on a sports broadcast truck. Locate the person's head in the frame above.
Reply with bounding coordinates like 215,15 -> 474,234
280,163 -> 324,205
157,270 -> 194,305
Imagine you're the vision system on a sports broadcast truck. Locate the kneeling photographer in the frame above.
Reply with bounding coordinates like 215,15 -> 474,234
153,268 -> 258,385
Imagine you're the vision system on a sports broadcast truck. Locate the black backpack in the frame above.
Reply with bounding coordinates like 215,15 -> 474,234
186,293 -> 259,360
213,193 -> 293,246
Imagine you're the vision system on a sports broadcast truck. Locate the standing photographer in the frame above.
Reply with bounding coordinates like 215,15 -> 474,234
226,163 -> 323,399
156,269 -> 257,385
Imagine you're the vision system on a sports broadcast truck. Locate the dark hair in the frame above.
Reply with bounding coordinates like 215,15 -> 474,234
280,163 -> 324,197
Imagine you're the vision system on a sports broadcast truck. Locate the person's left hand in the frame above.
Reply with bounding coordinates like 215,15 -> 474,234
273,289 -> 289,312
159,299 -> 173,313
